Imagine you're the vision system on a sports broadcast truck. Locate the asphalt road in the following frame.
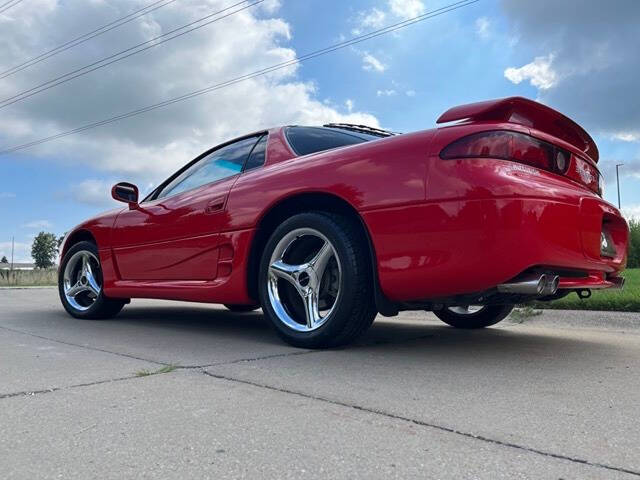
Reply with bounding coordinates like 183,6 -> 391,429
1,288 -> 639,479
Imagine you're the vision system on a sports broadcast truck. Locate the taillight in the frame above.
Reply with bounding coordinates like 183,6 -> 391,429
566,156 -> 602,195
440,131 -> 570,174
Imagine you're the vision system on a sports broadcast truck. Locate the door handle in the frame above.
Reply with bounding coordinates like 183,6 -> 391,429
205,196 -> 226,214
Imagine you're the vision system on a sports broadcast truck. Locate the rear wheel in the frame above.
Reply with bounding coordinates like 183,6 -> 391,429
58,241 -> 126,319
434,304 -> 514,329
258,212 -> 376,348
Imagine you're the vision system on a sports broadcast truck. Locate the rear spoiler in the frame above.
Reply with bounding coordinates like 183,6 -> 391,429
436,97 -> 599,163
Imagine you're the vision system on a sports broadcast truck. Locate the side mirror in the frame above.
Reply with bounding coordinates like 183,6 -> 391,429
111,182 -> 139,209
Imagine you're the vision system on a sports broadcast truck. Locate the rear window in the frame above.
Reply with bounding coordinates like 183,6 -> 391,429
285,126 -> 374,156
244,134 -> 267,171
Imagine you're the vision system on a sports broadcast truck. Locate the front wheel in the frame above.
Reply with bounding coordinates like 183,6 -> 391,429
58,241 -> 126,320
258,212 -> 377,348
434,305 -> 514,329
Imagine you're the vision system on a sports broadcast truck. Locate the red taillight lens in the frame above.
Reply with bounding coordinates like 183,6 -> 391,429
440,130 -> 567,174
440,131 -> 511,159
440,130 -> 602,195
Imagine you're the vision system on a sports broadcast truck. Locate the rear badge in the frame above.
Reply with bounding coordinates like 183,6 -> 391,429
508,164 -> 539,175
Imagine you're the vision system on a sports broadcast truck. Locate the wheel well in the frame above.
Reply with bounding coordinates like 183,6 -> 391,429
62,230 -> 96,258
246,193 -> 373,302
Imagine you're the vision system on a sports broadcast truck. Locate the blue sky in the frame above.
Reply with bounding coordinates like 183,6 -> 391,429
1,0 -> 639,262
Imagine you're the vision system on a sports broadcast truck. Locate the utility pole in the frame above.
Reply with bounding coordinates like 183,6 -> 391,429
615,163 -> 624,209
10,236 -> 15,284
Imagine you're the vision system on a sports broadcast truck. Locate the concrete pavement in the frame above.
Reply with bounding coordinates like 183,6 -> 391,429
1,288 -> 639,479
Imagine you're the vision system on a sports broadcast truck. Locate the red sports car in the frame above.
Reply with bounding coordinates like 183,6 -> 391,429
58,97 -> 629,347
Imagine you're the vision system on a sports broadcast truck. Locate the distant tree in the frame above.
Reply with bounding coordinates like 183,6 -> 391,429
628,219 -> 640,269
0,256 -> 7,263
31,232 -> 58,269
57,234 -> 66,253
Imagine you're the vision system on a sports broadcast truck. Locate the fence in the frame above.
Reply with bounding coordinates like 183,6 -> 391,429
0,269 -> 57,286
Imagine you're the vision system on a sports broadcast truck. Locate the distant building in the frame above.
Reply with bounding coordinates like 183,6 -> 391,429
0,262 -> 37,270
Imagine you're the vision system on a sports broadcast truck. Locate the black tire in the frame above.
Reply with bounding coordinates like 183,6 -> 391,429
434,305 -> 514,329
258,212 -> 377,348
224,304 -> 260,312
58,241 -> 126,320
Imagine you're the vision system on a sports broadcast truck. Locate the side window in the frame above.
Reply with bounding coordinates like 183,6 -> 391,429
157,136 -> 259,199
285,126 -> 369,156
244,135 -> 267,171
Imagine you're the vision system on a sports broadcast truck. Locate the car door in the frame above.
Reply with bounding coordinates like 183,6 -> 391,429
111,135 -> 262,281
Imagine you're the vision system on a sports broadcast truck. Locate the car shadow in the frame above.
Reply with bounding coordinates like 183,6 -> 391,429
108,303 -> 616,364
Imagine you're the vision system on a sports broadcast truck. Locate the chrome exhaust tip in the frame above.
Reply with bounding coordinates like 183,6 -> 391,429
497,274 -> 550,295
542,275 -> 560,296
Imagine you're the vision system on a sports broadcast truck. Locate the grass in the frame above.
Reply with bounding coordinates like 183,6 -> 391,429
533,268 -> 640,312
0,268 -> 57,287
135,365 -> 178,377
510,305 -> 543,321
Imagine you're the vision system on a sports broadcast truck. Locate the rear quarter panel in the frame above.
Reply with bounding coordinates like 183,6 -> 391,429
225,130 -> 434,230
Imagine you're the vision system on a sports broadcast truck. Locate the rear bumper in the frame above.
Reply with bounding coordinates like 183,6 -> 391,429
363,196 -> 629,302
558,271 -> 625,290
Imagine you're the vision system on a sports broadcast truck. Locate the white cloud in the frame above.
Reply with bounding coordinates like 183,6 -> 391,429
345,99 -> 354,113
611,132 -> 640,142
388,0 -> 425,19
21,220 -> 53,229
362,53 -> 386,73
504,54 -> 558,90
69,179 -> 122,208
622,205 -> 640,221
376,89 -> 397,97
350,0 -> 424,73
405,89 -> 416,97
353,0 -> 424,34
0,0 -> 379,184
0,241 -> 32,264
353,7 -> 386,34
475,16 -> 490,39
0,192 -> 16,198
260,0 -> 281,14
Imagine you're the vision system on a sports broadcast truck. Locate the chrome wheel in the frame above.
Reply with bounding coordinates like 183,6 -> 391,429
447,305 -> 486,315
267,228 -> 341,332
63,250 -> 102,311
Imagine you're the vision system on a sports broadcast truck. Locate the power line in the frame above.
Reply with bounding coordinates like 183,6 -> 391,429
0,0 -> 479,155
0,0 -> 24,15
0,0 -> 20,9
0,0 -> 264,109
0,0 -> 178,79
